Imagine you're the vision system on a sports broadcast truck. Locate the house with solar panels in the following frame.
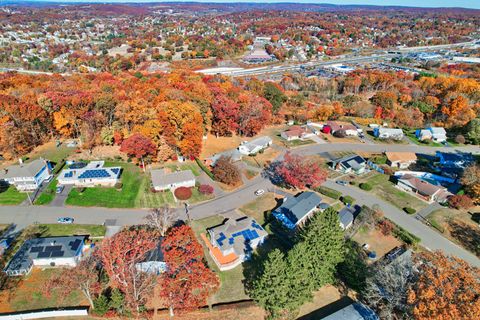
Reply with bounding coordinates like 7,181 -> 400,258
4,236 -> 86,276
57,161 -> 121,187
203,216 -> 268,271
272,191 -> 322,229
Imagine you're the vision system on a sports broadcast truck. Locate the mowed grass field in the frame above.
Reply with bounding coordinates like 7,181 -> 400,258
0,186 -> 27,205
66,161 -> 143,208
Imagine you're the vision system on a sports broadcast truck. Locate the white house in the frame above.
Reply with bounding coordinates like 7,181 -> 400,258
205,216 -> 268,271
5,236 -> 86,276
416,127 -> 447,142
281,126 -> 315,141
58,161 -> 121,187
237,136 -> 272,155
0,159 -> 52,191
326,121 -> 359,137
151,169 -> 195,192
396,174 -> 452,203
374,127 -> 404,140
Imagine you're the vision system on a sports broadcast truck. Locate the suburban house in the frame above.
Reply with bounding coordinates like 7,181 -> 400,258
281,125 -> 314,141
436,151 -> 474,169
205,149 -> 243,167
325,121 -> 359,137
322,302 -> 378,320
373,127 -> 404,140
386,152 -> 417,169
416,127 -> 447,142
396,174 -> 452,203
135,239 -> 166,275
0,159 -> 52,192
338,206 -> 356,230
331,155 -> 367,175
237,136 -> 273,155
0,238 -> 12,256
272,192 -> 322,229
202,216 -> 268,271
4,236 -> 86,276
151,169 -> 195,192
57,161 -> 121,187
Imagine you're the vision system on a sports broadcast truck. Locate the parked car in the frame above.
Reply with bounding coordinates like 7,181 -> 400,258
254,189 -> 265,196
57,217 -> 74,224
56,185 -> 65,194
336,180 -> 348,186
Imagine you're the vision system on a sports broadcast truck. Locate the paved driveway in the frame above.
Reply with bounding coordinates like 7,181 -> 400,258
49,184 -> 73,207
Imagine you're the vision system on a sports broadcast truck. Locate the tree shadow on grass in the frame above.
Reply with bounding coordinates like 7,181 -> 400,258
448,221 -> 480,257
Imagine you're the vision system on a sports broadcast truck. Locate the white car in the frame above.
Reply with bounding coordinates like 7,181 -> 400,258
254,189 -> 265,196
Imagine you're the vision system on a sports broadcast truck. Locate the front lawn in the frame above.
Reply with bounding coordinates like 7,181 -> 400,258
66,162 -> 142,208
188,187 -> 215,204
239,193 -> 279,225
134,175 -> 176,208
360,173 -> 427,212
0,186 -> 27,205
34,223 -> 106,237
34,179 -> 58,205
405,131 -> 443,147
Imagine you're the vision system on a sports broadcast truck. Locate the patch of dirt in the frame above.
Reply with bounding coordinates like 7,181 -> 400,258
69,145 -> 127,161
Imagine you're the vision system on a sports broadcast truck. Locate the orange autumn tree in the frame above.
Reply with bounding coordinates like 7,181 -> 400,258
407,251 -> 480,320
157,224 -> 219,316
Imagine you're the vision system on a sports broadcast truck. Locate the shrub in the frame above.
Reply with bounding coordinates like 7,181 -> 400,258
195,158 -> 215,180
377,219 -> 394,236
52,160 -> 66,175
174,187 -> 192,200
114,182 -> 123,190
315,186 -> 342,200
404,207 -> 416,214
212,156 -> 241,185
198,184 -> 214,195
455,134 -> 466,144
359,183 -> 372,191
341,195 -> 355,205
449,194 -> 474,209
392,224 -> 421,246
350,181 -> 356,186
93,294 -> 110,316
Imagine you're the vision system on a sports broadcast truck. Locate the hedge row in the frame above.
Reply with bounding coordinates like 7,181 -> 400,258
52,160 -> 66,175
392,223 -> 421,246
359,183 -> 372,191
315,186 -> 342,200
195,158 -> 215,180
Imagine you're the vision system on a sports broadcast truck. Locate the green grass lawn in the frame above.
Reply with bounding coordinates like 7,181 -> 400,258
66,161 -> 142,208
34,179 -> 58,205
361,173 -> 427,212
284,138 -> 316,148
28,143 -> 76,164
134,175 -> 176,208
188,187 -> 214,204
0,186 -> 27,205
166,161 -> 202,176
405,131 -> 443,147
34,224 -> 106,237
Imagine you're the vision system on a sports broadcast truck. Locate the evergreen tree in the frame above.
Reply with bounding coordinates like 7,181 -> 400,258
337,240 -> 369,291
109,288 -> 125,315
299,207 -> 345,289
250,249 -> 300,318
93,294 -> 110,316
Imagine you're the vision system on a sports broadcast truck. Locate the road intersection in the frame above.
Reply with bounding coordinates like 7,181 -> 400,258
0,142 -> 479,266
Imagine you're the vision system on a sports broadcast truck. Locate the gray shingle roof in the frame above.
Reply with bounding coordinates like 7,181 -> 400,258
276,192 -> 322,224
0,159 -> 48,179
151,169 -> 195,188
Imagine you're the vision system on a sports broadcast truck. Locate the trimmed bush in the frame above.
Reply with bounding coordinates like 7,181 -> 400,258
174,187 -> 192,200
198,184 -> 214,195
195,158 -> 215,180
392,223 -> 421,246
359,183 -> 372,191
315,186 -> 342,200
350,181 -> 357,186
404,207 -> 416,214
341,195 -> 355,205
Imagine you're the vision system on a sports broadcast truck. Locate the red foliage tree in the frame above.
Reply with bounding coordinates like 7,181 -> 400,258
275,152 -> 327,189
449,194 -> 474,209
96,227 -> 161,313
158,225 -> 219,316
174,186 -> 192,200
198,184 -> 214,195
377,219 -> 394,236
120,133 -> 156,161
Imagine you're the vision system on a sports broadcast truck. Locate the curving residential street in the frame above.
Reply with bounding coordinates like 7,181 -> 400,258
0,141 -> 479,266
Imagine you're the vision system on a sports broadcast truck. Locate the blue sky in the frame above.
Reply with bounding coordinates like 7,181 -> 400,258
21,1 -> 480,9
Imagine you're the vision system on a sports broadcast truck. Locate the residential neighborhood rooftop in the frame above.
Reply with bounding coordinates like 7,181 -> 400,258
151,169 -> 195,189
0,159 -> 48,180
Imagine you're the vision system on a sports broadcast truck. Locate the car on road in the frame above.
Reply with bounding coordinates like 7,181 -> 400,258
254,189 -> 265,196
57,217 -> 74,224
336,180 -> 348,186
55,185 -> 65,194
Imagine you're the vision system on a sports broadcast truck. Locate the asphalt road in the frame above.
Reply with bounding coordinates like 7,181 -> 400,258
0,141 -> 479,266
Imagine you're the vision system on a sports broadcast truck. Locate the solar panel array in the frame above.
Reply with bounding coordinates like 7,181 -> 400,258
69,239 -> 82,251
216,232 -> 226,246
229,229 -> 260,244
64,171 -> 73,178
78,169 -> 111,179
251,221 -> 263,230
29,244 -> 67,258
111,168 -> 120,175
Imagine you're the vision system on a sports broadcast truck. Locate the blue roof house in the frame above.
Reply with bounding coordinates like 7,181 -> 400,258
272,192 -> 322,229
436,151 -> 474,169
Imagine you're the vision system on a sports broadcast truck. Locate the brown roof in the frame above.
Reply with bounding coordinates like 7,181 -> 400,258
284,126 -> 307,137
386,152 -> 417,163
326,121 -> 356,132
399,174 -> 442,196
